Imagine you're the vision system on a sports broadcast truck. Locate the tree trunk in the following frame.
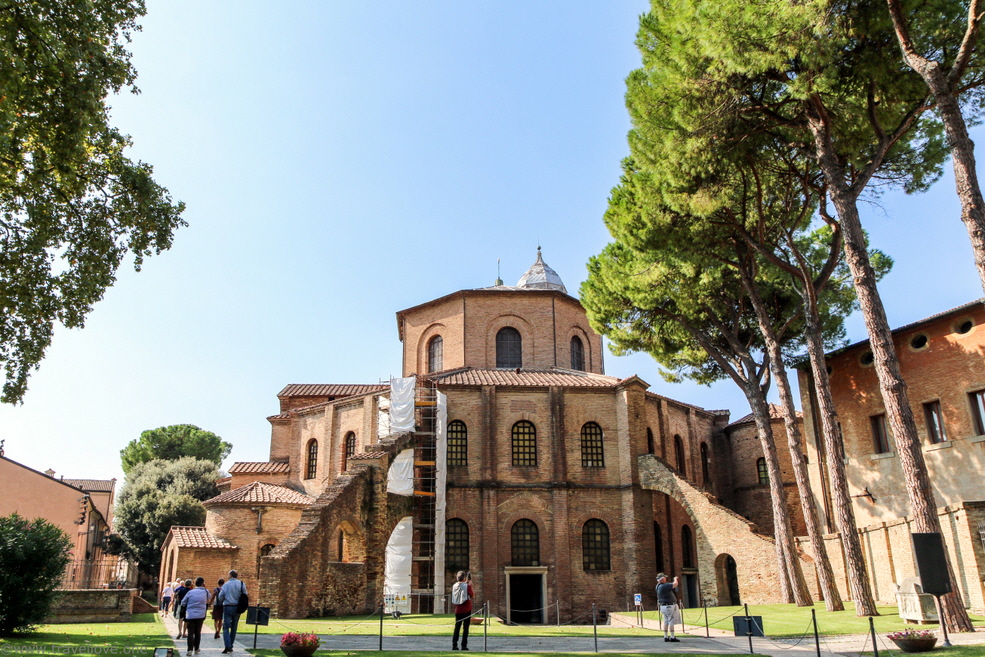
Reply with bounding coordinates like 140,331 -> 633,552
886,0 -> 985,295
742,272 -> 842,610
801,294 -> 879,615
809,112 -> 974,631
741,380 -> 813,605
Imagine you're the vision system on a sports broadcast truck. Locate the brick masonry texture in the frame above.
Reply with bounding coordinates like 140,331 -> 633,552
46,589 -> 134,624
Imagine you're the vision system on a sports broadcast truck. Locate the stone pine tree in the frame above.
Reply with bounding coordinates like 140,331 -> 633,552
120,424 -> 232,475
0,0 -> 186,404
626,0 -> 972,628
885,0 -> 985,293
582,240 -> 812,605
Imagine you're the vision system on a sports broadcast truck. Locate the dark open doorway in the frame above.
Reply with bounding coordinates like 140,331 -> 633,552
725,555 -> 740,605
509,573 -> 543,623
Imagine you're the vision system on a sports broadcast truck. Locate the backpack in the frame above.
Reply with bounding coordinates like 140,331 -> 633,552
451,581 -> 468,605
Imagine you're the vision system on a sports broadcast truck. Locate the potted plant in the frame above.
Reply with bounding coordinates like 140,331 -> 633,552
888,628 -> 938,652
280,632 -> 321,657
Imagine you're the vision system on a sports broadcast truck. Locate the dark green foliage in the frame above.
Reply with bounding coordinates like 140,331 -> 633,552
0,513 -> 72,635
120,425 -> 232,475
113,457 -> 220,576
0,0 -> 186,404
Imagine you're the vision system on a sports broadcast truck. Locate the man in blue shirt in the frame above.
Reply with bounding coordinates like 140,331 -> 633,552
217,570 -> 247,654
656,573 -> 680,642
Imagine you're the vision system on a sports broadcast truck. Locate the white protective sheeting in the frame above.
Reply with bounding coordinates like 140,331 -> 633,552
386,449 -> 415,496
434,391 -> 448,611
389,377 -> 416,433
377,395 -> 391,440
384,516 -> 413,614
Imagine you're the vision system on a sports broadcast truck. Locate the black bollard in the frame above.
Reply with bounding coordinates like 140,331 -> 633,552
593,603 -> 599,653
703,597 -> 709,638
745,603 -> 753,654
869,616 -> 879,657
812,608 -> 820,657
379,601 -> 384,651
484,600 -> 489,653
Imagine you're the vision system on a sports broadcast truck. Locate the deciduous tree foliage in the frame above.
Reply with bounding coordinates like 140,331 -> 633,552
113,457 -> 220,576
120,424 -> 232,475
0,0 -> 186,404
0,513 -> 72,635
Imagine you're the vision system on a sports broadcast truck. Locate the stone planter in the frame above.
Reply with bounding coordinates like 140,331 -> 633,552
470,616 -> 484,625
890,637 -> 938,653
280,645 -> 318,657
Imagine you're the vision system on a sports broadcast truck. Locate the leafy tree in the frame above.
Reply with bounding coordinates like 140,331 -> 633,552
0,513 -> 72,635
113,457 -> 220,576
120,425 -> 232,475
0,0 -> 186,404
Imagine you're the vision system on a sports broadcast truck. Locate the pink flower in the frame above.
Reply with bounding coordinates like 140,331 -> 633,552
280,632 -> 320,648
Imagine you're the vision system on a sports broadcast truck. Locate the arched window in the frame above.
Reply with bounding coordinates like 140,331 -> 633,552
337,530 -> 347,561
647,428 -> 655,455
496,327 -> 522,368
258,543 -> 276,577
511,519 -> 540,566
446,519 -> 470,572
681,525 -> 694,568
305,440 -> 318,480
581,422 -> 604,467
342,432 -> 356,471
653,522 -> 664,571
427,335 -> 443,373
570,336 -> 585,371
756,457 -> 768,485
674,435 -> 686,475
582,519 -> 611,571
511,420 -> 537,466
700,442 -> 710,486
447,420 -> 468,467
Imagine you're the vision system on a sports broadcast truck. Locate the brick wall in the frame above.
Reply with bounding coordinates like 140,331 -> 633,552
46,589 -> 134,624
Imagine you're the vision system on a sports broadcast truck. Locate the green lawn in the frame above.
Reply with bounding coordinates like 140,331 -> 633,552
668,601 -> 985,638
0,613 -> 170,656
247,652 -> 763,657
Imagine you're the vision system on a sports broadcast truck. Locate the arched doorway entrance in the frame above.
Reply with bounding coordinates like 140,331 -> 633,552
715,553 -> 741,606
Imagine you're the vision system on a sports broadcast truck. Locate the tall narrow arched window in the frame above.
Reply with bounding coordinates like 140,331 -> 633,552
446,518 -> 470,572
653,522 -> 664,571
756,457 -> 768,485
681,525 -> 694,568
342,432 -> 356,471
570,336 -> 585,371
647,428 -> 655,455
447,420 -> 468,467
581,422 -> 604,467
305,440 -> 318,480
257,543 -> 276,577
338,530 -> 347,561
674,435 -> 686,475
496,327 -> 522,368
700,442 -> 710,487
511,420 -> 537,466
511,519 -> 540,566
427,335 -> 443,373
582,519 -> 611,571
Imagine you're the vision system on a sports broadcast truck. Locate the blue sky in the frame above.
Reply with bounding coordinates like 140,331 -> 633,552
0,2 -> 982,487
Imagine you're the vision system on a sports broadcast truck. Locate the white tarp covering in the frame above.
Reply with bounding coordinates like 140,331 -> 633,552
384,516 -> 413,614
434,391 -> 448,611
377,395 -> 391,440
386,449 -> 415,496
390,377 -> 416,433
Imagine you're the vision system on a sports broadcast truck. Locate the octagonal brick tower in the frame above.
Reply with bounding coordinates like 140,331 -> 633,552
395,248 -> 604,376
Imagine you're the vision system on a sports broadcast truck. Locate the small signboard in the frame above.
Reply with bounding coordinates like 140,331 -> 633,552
733,616 -> 764,637
246,606 -> 271,626
634,593 -> 642,607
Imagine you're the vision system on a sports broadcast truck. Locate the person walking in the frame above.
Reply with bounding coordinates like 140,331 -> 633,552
656,573 -> 680,642
208,578 -> 225,640
451,570 -> 474,651
217,569 -> 247,654
174,579 -> 191,639
180,577 -> 209,655
160,582 -> 174,618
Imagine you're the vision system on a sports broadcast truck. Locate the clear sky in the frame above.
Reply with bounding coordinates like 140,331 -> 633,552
0,2 -> 982,489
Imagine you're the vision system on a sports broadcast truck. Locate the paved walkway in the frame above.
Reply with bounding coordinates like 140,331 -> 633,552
159,613 -> 985,655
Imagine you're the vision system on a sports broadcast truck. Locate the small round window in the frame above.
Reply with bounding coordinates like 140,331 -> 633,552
859,351 -> 874,367
909,333 -> 929,352
953,318 -> 975,335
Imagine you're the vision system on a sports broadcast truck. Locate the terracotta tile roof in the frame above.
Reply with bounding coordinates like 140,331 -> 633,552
430,367 -> 621,388
62,478 -> 116,493
267,413 -> 291,420
351,451 -> 388,460
228,461 -> 290,475
203,481 -> 314,507
168,526 -> 237,550
727,403 -> 801,429
277,384 -> 388,398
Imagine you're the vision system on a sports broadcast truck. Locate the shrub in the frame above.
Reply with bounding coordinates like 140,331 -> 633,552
0,513 -> 72,635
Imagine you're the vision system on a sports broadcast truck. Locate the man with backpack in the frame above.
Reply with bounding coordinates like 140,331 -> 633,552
451,571 -> 474,651
217,569 -> 248,654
